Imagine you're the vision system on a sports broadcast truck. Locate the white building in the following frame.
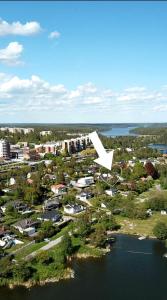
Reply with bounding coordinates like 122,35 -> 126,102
105,188 -> 117,196
40,131 -> 52,136
64,204 -> 84,214
75,176 -> 94,188
9,177 -> 16,186
0,127 -> 34,134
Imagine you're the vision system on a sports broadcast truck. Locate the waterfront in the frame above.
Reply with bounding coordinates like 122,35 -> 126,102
149,143 -> 167,154
101,126 -> 138,137
0,235 -> 167,300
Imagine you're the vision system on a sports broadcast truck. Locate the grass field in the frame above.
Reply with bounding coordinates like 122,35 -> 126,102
115,212 -> 167,237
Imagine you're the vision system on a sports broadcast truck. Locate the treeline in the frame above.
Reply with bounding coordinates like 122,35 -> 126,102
0,126 -> 96,145
130,127 -> 167,144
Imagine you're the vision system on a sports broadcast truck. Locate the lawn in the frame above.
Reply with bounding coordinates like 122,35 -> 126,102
115,212 -> 167,237
15,240 -> 47,260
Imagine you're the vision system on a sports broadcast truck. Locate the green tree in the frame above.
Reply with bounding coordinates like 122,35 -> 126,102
61,234 -> 73,256
90,224 -> 106,247
153,222 -> 167,240
13,262 -> 35,282
131,162 -> 146,180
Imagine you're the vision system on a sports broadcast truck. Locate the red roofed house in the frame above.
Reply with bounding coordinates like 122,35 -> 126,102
51,184 -> 67,195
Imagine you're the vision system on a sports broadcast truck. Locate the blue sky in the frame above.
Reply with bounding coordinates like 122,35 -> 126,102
0,1 -> 167,123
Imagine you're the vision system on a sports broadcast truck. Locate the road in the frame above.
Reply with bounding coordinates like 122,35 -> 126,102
25,236 -> 63,260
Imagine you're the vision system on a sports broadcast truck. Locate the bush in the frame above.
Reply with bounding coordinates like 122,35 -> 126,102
153,222 -> 167,240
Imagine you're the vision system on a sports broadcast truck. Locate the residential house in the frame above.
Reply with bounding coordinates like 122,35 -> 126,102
12,219 -> 39,236
44,174 -> 56,181
105,188 -> 117,196
64,204 -> 84,214
76,192 -> 93,202
75,176 -> 94,188
51,184 -> 67,195
43,198 -> 60,211
1,200 -> 28,213
38,210 -> 61,222
9,177 -> 16,186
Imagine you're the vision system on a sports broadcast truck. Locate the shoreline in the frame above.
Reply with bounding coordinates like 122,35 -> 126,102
1,246 -> 111,290
7,268 -> 75,290
1,233 -> 164,290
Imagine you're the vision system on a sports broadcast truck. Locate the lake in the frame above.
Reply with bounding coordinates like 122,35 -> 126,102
1,235 -> 167,300
101,126 -> 138,137
148,144 -> 167,154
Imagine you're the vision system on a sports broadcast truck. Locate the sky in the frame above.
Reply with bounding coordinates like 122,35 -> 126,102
0,1 -> 167,123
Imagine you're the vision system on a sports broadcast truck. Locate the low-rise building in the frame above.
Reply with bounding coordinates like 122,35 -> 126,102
43,198 -> 60,210
40,131 -> 52,136
63,204 -> 84,214
38,210 -> 61,222
1,201 -> 28,213
51,184 -> 67,195
9,177 -> 16,186
12,219 -> 38,236
76,192 -> 93,202
75,176 -> 94,188
105,188 -> 117,197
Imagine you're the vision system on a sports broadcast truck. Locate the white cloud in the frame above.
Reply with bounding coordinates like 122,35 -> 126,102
83,96 -> 102,104
48,31 -> 60,39
0,73 -> 167,122
0,19 -> 41,36
0,42 -> 23,66
153,105 -> 167,112
124,86 -> 146,93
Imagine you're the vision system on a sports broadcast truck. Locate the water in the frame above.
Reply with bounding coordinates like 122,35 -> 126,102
149,144 -> 167,154
1,235 -> 167,300
101,126 -> 138,137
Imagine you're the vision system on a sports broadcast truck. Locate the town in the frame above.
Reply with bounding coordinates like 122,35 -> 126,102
0,125 -> 167,287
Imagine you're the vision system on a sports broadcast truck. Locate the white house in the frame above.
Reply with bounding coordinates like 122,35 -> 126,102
64,204 -> 84,214
105,189 -> 117,196
75,176 -> 94,188
126,147 -> 133,152
23,227 -> 36,236
9,177 -> 16,186
76,192 -> 93,202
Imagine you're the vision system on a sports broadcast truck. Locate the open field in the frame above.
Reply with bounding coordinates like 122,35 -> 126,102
116,212 -> 167,237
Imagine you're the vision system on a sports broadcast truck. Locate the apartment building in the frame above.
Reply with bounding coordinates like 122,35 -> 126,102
62,135 -> 91,154
0,139 -> 10,160
0,127 -> 34,134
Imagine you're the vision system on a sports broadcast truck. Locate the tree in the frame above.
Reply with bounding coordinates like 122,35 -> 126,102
131,162 -> 146,180
36,251 -> 53,265
13,262 -> 35,282
146,192 -> 167,211
62,193 -> 75,205
90,224 -> 106,247
153,222 -> 167,240
0,256 -> 12,278
95,181 -> 108,195
61,234 -> 73,256
145,162 -> 159,179
76,212 -> 92,238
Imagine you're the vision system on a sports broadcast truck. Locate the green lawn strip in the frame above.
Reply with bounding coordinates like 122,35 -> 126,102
15,241 -> 47,260
14,225 -> 72,260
